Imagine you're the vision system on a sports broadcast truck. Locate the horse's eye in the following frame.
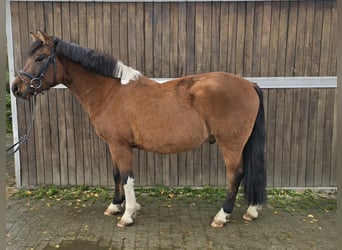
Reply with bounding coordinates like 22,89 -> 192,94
35,55 -> 46,62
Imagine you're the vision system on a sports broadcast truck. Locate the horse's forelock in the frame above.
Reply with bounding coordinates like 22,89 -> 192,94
29,40 -> 44,56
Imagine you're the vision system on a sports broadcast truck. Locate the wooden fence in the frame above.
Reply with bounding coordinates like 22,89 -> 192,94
9,0 -> 337,188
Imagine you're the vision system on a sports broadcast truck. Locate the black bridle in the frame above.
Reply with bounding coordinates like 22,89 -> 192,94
7,43 -> 57,155
17,44 -> 57,94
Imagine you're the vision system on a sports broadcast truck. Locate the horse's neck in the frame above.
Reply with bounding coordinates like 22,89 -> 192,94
61,59 -> 121,119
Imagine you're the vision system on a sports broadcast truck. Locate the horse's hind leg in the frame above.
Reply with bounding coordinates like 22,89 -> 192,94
105,144 -> 141,227
104,166 -> 125,216
211,149 -> 243,228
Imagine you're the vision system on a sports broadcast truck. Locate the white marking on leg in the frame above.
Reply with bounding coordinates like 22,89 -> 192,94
211,208 -> 231,228
243,205 -> 260,221
118,177 -> 139,227
104,202 -> 121,216
112,61 -> 141,84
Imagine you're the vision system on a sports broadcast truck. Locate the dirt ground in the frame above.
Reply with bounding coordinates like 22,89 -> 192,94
6,134 -> 337,250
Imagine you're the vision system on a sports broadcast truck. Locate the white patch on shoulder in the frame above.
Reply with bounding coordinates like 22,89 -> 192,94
113,61 -> 141,84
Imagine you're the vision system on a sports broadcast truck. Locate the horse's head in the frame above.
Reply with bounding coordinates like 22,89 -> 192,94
11,30 -> 63,99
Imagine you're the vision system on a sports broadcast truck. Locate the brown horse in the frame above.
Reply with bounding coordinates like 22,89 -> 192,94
12,31 -> 266,228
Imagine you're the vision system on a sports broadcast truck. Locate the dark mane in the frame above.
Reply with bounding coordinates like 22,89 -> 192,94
54,38 -> 118,77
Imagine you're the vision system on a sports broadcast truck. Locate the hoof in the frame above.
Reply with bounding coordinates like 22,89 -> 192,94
243,205 -> 260,221
242,213 -> 257,221
117,218 -> 133,228
211,220 -> 225,228
104,203 -> 122,216
104,209 -> 118,216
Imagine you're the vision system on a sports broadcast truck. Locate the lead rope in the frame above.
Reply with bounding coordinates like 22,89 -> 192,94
6,91 -> 38,155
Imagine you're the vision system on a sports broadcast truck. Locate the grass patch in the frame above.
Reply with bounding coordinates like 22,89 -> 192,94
12,186 -> 336,212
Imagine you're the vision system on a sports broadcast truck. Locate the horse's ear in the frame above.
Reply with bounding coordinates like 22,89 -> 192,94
30,32 -> 39,42
36,30 -> 47,44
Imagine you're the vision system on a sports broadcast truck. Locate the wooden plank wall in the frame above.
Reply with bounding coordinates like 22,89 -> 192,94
10,1 -> 337,187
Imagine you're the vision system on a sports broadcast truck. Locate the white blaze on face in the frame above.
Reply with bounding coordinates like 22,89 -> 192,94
113,61 -> 141,84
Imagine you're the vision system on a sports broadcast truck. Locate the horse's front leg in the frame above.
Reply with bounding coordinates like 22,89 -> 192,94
104,166 -> 125,216
107,144 -> 141,227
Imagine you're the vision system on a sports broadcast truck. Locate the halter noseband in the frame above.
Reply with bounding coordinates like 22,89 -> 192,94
17,41 -> 57,93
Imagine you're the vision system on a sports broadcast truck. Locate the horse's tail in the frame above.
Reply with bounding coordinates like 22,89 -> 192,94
242,85 -> 267,206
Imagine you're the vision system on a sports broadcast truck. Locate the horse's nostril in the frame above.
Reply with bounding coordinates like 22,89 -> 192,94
12,85 -> 19,95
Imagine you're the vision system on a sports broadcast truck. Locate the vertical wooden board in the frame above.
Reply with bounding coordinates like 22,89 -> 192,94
251,1 -> 263,77
90,126 -> 100,186
49,90 -> 61,185
133,148 -> 139,186
102,2 -> 112,55
260,2 -> 271,76
210,2 -> 220,72
178,152 -> 187,186
107,148 -> 115,186
235,2 -> 245,76
303,1 -> 315,76
61,3 -> 71,41
162,154 -> 170,186
281,89 -> 293,187
135,2 -> 145,73
193,147 -> 202,186
322,89 -> 335,186
201,143 -> 210,186
26,2 -> 39,186
73,98 -> 85,185
34,98 -> 45,185
274,89 -> 285,187
314,89 -> 326,186
127,3 -> 137,68
145,152 -> 156,186
328,2 -> 336,75
170,3 -> 179,77
78,2 -> 88,46
244,1 -> 254,76
202,2 -> 211,74
276,1 -> 288,76
330,90 -> 337,186
186,151 -> 194,186
227,2 -> 237,74
319,1 -> 332,76
311,0 -> 323,76
144,3 -> 154,76
194,2 -> 204,74
153,3 -> 162,77
56,90 -> 68,186
217,147 -> 226,187
186,3 -> 195,75
268,2 -> 280,76
285,1 -> 298,76
219,2 -> 228,73
65,93 -> 76,185
155,153 -> 163,185
69,2 -> 79,43
306,89 -> 319,186
209,144 -> 218,186
138,150 -> 147,186
161,3 -> 171,77
111,3 -> 120,60
53,2 -> 62,36
297,89 -> 309,186
178,2 -> 187,76
289,89 -> 301,187
266,89 -> 277,187
294,2 -> 306,76
170,154 -> 179,186
119,3 -> 128,62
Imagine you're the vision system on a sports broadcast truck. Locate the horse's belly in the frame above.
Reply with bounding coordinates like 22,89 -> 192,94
132,111 -> 208,154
